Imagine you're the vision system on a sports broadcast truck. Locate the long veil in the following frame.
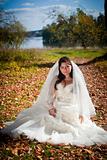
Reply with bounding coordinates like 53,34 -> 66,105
17,61 -> 95,118
2,60 -> 96,135
71,61 -> 96,118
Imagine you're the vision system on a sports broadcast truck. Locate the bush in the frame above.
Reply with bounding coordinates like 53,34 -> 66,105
0,49 -> 35,62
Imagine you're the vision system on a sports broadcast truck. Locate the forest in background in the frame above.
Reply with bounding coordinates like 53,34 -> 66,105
42,8 -> 107,48
0,6 -> 107,49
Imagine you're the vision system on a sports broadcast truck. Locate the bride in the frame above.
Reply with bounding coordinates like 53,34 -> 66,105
1,56 -> 107,146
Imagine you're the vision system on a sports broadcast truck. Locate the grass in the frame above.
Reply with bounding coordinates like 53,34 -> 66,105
34,48 -> 107,64
0,48 -> 107,69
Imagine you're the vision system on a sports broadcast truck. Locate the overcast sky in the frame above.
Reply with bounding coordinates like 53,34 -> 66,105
1,0 -> 104,31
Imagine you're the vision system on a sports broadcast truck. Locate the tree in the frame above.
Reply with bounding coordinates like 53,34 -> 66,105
42,8 -> 107,48
75,8 -> 96,48
95,13 -> 107,47
7,21 -> 26,48
0,9 -> 26,49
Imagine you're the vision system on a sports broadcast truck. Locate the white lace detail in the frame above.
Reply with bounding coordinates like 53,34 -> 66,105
54,83 -> 77,108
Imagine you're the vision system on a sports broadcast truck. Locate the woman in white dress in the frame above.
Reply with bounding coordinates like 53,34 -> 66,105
1,56 -> 107,146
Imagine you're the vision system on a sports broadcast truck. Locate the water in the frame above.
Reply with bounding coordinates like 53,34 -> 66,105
21,37 -> 43,49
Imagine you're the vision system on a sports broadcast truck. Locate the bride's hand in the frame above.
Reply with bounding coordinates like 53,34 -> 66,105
79,115 -> 84,123
49,107 -> 56,117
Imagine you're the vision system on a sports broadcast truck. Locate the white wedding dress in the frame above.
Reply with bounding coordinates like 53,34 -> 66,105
2,82 -> 107,146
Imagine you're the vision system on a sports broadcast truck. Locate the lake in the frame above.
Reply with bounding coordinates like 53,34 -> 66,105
21,37 -> 43,49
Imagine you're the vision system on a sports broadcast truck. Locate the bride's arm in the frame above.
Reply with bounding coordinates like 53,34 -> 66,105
46,76 -> 57,117
48,92 -> 57,117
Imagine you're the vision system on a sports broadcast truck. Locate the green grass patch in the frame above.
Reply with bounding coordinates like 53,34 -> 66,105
0,48 -> 107,66
47,48 -> 107,58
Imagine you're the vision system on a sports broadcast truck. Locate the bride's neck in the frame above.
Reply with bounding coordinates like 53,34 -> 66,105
65,75 -> 71,80
62,76 -> 72,86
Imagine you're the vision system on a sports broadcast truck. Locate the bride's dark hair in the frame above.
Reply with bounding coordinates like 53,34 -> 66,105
55,56 -> 73,89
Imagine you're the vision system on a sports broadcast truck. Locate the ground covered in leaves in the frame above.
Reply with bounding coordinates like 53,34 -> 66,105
0,56 -> 107,159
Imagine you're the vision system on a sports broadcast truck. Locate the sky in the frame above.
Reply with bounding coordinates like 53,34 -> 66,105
1,0 -> 105,31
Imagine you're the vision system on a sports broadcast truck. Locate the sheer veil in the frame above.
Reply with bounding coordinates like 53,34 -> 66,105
71,61 -> 96,118
3,60 -> 96,134
30,60 -> 96,118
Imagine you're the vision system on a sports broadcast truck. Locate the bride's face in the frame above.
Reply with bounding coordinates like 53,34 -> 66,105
60,62 -> 72,77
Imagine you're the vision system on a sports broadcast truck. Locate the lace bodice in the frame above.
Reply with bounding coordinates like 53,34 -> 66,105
56,83 -> 73,98
54,83 -> 79,120
55,83 -> 73,102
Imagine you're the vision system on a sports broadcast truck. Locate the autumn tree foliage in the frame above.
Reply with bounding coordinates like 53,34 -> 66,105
42,9 -> 107,48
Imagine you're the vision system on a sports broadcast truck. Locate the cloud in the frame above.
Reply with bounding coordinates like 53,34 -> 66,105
21,2 -> 34,6
14,7 -> 49,31
6,4 -> 103,31
6,7 -> 34,12
7,5 -> 73,31
74,0 -> 79,3
85,9 -> 104,17
41,5 -> 72,19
